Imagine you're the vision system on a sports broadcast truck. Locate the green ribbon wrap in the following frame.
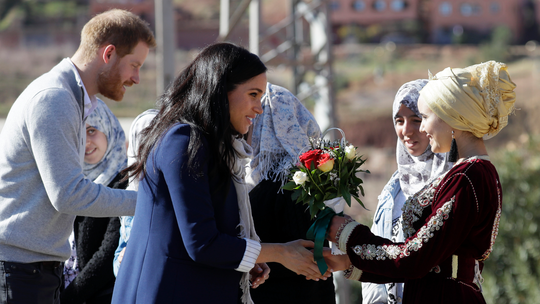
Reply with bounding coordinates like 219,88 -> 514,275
306,207 -> 339,275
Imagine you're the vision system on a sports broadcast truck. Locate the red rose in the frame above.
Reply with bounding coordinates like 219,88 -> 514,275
299,149 -> 323,170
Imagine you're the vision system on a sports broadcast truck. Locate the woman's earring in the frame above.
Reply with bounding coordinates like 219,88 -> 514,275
448,130 -> 458,162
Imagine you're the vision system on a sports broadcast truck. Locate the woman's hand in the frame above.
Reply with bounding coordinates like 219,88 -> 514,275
250,263 -> 270,288
258,240 -> 332,280
277,240 -> 331,280
118,247 -> 126,265
327,215 -> 352,243
322,248 -> 351,272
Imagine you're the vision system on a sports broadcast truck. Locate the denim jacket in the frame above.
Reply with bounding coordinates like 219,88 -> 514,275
361,171 -> 404,304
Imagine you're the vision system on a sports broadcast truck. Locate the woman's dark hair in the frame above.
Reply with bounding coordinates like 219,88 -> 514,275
125,42 -> 267,187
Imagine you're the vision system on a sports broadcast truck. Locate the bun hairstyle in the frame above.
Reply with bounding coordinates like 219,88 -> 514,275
420,61 -> 516,139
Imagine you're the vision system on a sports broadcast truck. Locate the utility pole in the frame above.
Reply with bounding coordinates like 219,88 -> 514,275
155,0 -> 176,94
219,0 -> 337,136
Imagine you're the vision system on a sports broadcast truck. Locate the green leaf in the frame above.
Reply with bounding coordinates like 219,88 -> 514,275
316,199 -> 327,211
300,189 -> 308,201
352,195 -> 366,209
282,181 -> 298,191
340,166 -> 350,181
310,160 -> 316,171
340,185 -> 352,207
291,189 -> 302,201
309,199 -> 318,219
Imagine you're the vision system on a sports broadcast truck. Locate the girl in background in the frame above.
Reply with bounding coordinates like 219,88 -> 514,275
361,79 -> 453,304
112,109 -> 158,277
62,99 -> 127,304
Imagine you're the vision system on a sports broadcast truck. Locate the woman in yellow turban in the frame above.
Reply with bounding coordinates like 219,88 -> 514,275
324,61 -> 516,304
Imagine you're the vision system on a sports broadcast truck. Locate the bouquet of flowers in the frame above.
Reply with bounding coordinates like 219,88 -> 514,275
282,128 -> 369,274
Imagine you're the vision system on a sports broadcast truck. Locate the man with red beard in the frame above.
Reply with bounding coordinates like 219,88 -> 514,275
0,9 -> 155,304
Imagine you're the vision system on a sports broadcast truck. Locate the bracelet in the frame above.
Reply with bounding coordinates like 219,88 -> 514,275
335,217 -> 354,245
343,264 -> 363,280
343,264 -> 355,278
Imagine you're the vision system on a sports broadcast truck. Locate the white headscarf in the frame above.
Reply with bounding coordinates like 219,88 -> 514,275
393,79 -> 453,198
246,83 -> 321,192
83,99 -> 127,185
125,109 -> 158,191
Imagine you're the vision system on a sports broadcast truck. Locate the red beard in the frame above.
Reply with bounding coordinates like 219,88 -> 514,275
97,60 -> 132,101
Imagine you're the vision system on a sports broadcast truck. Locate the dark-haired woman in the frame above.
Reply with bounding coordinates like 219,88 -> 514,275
111,43 -> 324,304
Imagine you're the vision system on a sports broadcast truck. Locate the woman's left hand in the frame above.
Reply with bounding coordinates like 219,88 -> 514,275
250,263 -> 270,288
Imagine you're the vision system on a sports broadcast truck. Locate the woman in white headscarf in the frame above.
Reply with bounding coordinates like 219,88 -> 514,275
361,79 -> 453,304
246,83 -> 336,304
325,61 -> 516,304
62,99 -> 128,304
113,108 -> 158,277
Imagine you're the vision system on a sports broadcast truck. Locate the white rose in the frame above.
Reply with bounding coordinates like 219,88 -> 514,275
345,145 -> 357,160
293,171 -> 308,185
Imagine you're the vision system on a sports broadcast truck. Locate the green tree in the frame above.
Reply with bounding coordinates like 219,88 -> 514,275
483,136 -> 540,304
479,25 -> 512,63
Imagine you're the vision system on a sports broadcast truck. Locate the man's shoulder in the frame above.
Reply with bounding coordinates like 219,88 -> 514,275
20,59 -> 80,104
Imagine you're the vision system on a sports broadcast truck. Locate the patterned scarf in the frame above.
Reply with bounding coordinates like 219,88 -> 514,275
230,137 -> 260,304
246,83 -> 321,192
393,79 -> 453,198
83,99 -> 127,186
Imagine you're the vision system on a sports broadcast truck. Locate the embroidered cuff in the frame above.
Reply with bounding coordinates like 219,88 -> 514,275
235,238 -> 261,273
335,218 -> 354,244
343,264 -> 362,281
338,221 -> 360,252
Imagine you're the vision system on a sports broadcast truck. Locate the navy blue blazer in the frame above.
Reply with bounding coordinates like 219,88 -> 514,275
112,124 -> 247,304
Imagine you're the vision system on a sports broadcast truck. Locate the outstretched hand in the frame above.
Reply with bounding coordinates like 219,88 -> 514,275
278,240 -> 332,281
322,247 -> 351,272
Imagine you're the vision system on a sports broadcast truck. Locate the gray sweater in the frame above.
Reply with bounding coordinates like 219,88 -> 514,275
0,59 -> 137,263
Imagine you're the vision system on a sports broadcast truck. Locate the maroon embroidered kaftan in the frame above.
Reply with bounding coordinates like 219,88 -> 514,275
343,157 -> 501,303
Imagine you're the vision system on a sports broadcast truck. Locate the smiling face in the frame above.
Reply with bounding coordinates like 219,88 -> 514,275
418,96 -> 453,153
85,124 -> 108,164
97,41 -> 149,101
394,104 -> 430,157
227,73 -> 267,135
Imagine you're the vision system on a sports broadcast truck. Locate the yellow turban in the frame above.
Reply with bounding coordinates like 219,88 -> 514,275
420,61 -> 516,139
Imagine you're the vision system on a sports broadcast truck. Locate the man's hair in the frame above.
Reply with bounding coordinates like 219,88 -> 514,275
78,9 -> 156,61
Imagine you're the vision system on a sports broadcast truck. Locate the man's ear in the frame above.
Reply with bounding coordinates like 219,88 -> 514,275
101,44 -> 116,64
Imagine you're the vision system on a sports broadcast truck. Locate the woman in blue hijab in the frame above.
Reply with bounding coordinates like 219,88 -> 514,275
61,99 -> 127,304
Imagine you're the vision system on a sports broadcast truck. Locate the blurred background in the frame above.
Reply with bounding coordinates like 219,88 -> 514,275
1,0 -> 540,303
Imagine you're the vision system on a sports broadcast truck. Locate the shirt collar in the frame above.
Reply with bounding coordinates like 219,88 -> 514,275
68,58 -> 98,119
